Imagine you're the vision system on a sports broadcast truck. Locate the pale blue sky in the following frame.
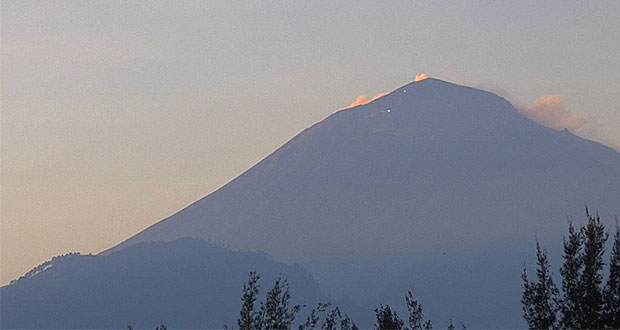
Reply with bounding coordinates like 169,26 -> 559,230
1,1 -> 619,284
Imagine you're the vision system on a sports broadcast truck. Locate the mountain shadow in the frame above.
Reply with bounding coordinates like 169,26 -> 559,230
1,238 -> 331,329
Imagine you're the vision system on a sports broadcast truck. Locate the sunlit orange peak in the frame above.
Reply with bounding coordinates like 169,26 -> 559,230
347,95 -> 370,108
414,73 -> 429,82
346,92 -> 388,109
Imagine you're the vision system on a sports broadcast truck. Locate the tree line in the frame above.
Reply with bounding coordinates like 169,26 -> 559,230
521,207 -> 620,329
126,271 -> 457,330
230,271 -> 460,330
124,206 -> 619,330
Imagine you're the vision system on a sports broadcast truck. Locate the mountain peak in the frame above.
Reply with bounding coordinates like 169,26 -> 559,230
94,76 -> 619,327
104,76 -> 619,257
332,76 -> 523,145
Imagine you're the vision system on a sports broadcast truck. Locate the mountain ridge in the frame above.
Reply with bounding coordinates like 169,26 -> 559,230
103,77 -> 619,258
103,78 -> 537,255
1,238 -> 337,329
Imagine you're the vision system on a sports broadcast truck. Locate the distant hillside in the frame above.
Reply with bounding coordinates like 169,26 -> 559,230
0,238 -> 330,329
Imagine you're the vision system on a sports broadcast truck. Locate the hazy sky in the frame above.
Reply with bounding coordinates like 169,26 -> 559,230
1,1 -> 619,284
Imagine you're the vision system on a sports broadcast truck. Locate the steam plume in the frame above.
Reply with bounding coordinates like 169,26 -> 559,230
517,95 -> 585,131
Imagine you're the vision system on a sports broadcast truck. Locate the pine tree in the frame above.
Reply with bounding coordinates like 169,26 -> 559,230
560,221 -> 583,329
322,306 -> 341,330
405,291 -> 424,330
298,303 -> 326,330
446,319 -> 455,330
579,207 -> 608,329
239,272 -> 261,330
374,304 -> 404,330
521,241 -> 559,330
298,303 -> 357,330
261,277 -> 301,330
603,220 -> 620,328
340,314 -> 358,330
422,320 -> 432,330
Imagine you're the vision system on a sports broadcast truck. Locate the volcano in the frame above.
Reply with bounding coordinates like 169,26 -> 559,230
5,78 -> 618,328
106,78 -> 620,257
99,78 -> 619,326
102,78 -> 620,326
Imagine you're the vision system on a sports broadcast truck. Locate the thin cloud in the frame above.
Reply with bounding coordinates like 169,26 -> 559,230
517,95 -> 586,131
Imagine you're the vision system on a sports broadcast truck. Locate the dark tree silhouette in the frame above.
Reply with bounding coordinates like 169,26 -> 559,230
322,305 -> 341,330
239,272 -> 261,330
523,207 -> 620,329
297,302 -> 358,330
260,277 -> 301,330
579,207 -> 608,328
125,272 -> 450,330
603,220 -> 620,328
339,313 -> 358,330
521,241 -> 559,330
405,291 -> 435,330
374,304 -> 404,330
446,319 -> 455,330
297,303 -> 326,330
406,291 -> 424,330
235,274 -> 443,330
560,221 -> 583,329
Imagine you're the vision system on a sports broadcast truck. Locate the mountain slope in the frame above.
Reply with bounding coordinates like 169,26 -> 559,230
106,78 -> 620,258
1,238 -> 330,329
